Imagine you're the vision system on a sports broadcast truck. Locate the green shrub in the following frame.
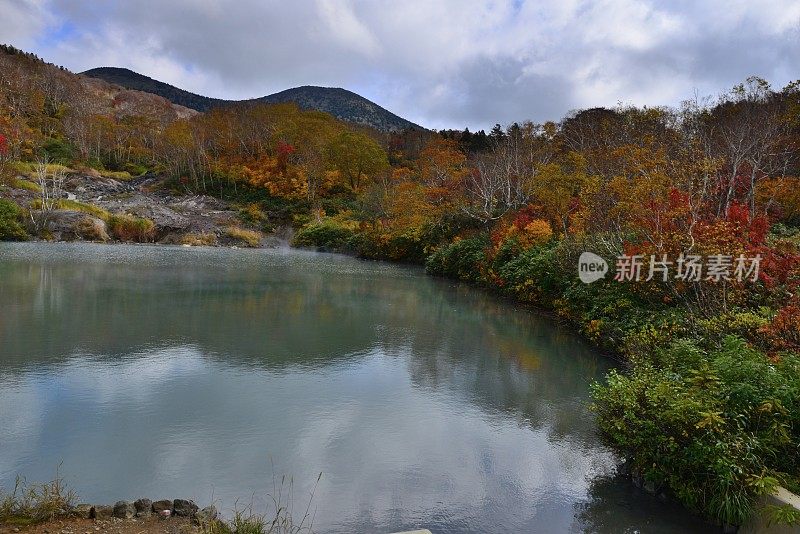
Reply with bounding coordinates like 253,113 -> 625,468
592,337 -> 800,526
425,234 -> 491,283
493,242 -> 567,305
293,220 -> 355,250
39,138 -> 75,165
0,199 -> 29,241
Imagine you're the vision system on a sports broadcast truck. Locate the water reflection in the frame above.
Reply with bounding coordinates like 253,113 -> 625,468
0,243 -> 708,533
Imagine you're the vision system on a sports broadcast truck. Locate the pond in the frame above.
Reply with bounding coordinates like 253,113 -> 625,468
0,243 -> 709,533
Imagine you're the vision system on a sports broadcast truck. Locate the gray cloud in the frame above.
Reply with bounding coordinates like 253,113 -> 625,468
1,0 -> 798,130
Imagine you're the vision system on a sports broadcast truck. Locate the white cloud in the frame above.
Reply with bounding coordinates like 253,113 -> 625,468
0,0 -> 54,46
5,0 -> 800,129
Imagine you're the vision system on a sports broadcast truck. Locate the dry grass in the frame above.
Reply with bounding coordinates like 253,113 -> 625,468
29,198 -> 111,221
108,214 -> 155,242
0,473 -> 76,526
225,226 -> 262,247
98,170 -> 133,181
204,472 -> 321,534
181,232 -> 218,246
11,162 -> 72,176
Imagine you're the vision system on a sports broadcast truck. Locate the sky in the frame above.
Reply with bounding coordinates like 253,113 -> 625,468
1,0 -> 799,131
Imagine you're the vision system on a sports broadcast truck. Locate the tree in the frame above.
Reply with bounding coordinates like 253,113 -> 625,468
326,131 -> 388,192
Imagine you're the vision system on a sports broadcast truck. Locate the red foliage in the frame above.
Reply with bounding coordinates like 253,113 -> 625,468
761,296 -> 800,353
277,141 -> 295,157
0,133 -> 8,156
511,205 -> 540,230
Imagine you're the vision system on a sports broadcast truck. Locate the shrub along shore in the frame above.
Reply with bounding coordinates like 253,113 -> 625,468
293,222 -> 800,530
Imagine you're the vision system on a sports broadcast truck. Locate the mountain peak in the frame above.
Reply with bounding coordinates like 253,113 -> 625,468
81,68 -> 423,132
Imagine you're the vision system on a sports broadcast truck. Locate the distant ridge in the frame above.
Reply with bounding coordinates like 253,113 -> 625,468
82,67 -> 423,132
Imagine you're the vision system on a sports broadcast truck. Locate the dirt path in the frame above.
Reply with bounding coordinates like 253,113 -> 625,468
0,517 -> 200,534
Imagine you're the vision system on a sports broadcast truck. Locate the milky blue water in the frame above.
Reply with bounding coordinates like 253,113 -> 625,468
0,243 -> 708,533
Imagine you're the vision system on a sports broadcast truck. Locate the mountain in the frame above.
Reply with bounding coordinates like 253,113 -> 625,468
259,86 -> 422,132
82,67 -> 423,132
0,46 -> 196,124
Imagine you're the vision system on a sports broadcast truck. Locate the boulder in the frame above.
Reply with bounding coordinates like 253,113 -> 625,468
134,498 -> 152,518
113,500 -> 135,519
172,499 -> 198,517
93,505 -> 114,519
151,499 -> 173,515
127,204 -> 190,234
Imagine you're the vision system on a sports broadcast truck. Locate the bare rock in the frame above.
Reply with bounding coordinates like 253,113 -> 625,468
133,498 -> 152,518
112,501 -> 135,519
126,204 -> 189,234
93,505 -> 113,519
151,499 -> 173,515
172,499 -> 198,517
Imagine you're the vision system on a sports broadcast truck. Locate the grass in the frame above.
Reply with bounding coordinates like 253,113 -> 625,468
10,177 -> 42,192
98,170 -> 133,181
11,161 -> 72,176
1,469 -> 320,534
204,472 -> 322,534
182,232 -> 218,246
29,198 -> 111,221
108,214 -> 155,242
0,473 -> 76,525
225,226 -> 262,247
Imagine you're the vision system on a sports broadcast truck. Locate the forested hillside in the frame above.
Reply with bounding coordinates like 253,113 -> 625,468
83,67 -> 422,132
1,43 -> 799,529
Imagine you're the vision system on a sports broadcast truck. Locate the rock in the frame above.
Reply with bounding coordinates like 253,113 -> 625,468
194,506 -> 217,525
172,499 -> 198,517
642,480 -> 658,494
93,505 -> 113,519
72,504 -> 94,519
38,210 -> 109,241
126,204 -> 190,234
112,501 -> 135,519
151,499 -> 173,515
133,499 -> 152,518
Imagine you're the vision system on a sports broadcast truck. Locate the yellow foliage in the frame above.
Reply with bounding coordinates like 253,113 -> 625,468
225,226 -> 262,247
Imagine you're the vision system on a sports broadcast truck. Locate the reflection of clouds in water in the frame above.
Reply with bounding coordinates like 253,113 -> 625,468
0,243 -> 654,533
0,343 -> 616,532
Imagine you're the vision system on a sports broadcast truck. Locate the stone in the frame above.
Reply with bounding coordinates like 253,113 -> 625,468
72,504 -> 94,519
642,480 -> 658,494
133,499 -> 152,518
172,499 -> 198,517
93,505 -> 113,519
151,500 -> 173,515
112,501 -> 135,519
127,204 -> 190,234
194,506 -> 217,525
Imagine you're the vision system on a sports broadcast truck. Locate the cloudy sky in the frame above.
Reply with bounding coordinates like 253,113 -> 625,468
2,0 -> 799,130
